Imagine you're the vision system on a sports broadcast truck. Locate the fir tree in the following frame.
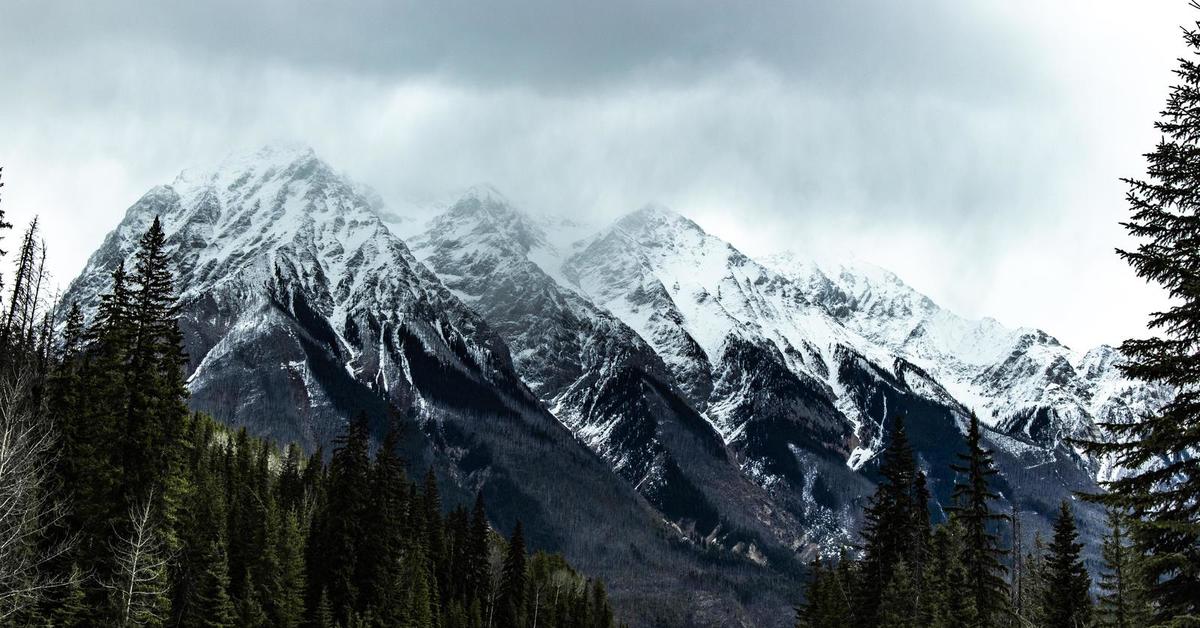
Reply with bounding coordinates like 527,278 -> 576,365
856,414 -> 930,625
323,413 -> 371,623
274,510 -> 308,628
921,518 -> 977,628
877,560 -> 918,628
497,521 -> 527,628
1041,501 -> 1092,628
1078,6 -> 1200,623
1097,509 -> 1150,628
948,412 -> 1008,627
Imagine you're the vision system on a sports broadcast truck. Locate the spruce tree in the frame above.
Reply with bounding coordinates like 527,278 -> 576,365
948,412 -> 1008,626
856,414 -> 930,625
1041,501 -> 1092,628
1097,509 -> 1150,628
1078,7 -> 1200,623
921,518 -> 977,628
122,215 -> 189,541
273,510 -> 308,628
324,413 -> 371,623
877,560 -> 918,628
497,521 -> 528,628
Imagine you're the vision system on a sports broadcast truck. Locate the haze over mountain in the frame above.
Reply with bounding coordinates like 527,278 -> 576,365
57,146 -> 1174,625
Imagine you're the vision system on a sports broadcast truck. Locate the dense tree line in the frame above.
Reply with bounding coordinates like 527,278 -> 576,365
796,412 -> 1147,628
0,201 -> 620,626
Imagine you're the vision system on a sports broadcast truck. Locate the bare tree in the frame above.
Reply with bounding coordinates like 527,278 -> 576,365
0,369 -> 75,619
486,540 -> 506,628
102,492 -> 169,627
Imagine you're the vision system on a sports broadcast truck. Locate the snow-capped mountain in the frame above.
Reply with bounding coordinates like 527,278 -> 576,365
399,190 -> 1177,564
64,147 -> 810,628
762,252 -> 1173,481
65,145 -> 1168,625
408,187 -> 829,554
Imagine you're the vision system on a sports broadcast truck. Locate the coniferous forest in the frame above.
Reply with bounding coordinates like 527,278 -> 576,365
4,7 -> 1200,628
797,12 -> 1200,628
0,182 -> 620,626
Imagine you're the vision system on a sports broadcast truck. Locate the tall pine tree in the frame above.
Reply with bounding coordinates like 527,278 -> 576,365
948,412 -> 1007,627
1040,501 -> 1092,628
1079,6 -> 1200,624
1097,509 -> 1150,628
856,414 -> 931,626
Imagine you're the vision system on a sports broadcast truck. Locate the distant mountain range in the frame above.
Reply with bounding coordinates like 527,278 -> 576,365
63,146 -> 1170,627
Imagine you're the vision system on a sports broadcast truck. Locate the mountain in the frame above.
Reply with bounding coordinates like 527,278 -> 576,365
402,192 -> 1173,563
761,253 -> 1173,483
65,146 -> 1170,624
62,147 -> 803,627
409,187 -> 823,557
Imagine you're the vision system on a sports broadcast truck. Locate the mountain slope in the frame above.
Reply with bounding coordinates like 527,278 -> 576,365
408,187 -> 818,559
63,147 -> 802,628
762,252 -> 1173,481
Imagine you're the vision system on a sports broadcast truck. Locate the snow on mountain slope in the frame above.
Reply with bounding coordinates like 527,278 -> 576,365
65,147 -> 813,628
63,145 -> 529,446
762,252 -> 1173,476
430,203 -> 990,552
408,188 -> 822,554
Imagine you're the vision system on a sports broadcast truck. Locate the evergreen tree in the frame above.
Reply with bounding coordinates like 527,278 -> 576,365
323,413 -> 371,623
948,412 -> 1008,627
1041,501 -> 1092,628
1078,7 -> 1200,623
468,492 -> 491,607
877,560 -> 917,628
921,518 -> 977,628
497,521 -> 527,628
856,414 -> 930,625
274,510 -> 308,628
1097,509 -> 1150,628
360,422 -> 407,622
121,216 -> 189,544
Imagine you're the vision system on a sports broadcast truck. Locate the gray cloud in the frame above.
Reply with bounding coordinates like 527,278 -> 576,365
0,0 -> 1186,350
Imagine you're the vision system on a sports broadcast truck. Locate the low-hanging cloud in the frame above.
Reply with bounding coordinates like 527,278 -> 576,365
0,0 -> 1186,350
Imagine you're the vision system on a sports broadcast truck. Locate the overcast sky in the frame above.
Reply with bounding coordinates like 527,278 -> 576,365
0,1 -> 1191,350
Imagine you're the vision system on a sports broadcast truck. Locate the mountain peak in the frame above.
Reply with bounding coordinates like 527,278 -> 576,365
614,203 -> 704,238
172,143 -> 324,193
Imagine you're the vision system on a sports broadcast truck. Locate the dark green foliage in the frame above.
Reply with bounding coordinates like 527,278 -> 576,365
30,216 -> 620,627
498,521 -> 528,628
1097,509 -> 1150,628
855,414 -> 931,626
1079,6 -> 1200,624
1040,502 -> 1092,628
794,553 -> 854,628
948,412 -> 1008,626
800,412 -> 1009,628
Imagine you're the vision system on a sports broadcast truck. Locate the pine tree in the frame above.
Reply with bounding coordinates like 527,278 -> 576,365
921,519 -> 977,628
121,216 -> 189,543
468,493 -> 491,607
323,413 -> 371,623
1097,509 -> 1150,628
1041,501 -> 1092,628
856,414 -> 930,625
274,510 -> 308,628
591,579 -> 613,628
360,422 -> 407,622
877,560 -> 918,628
497,521 -> 528,628
948,412 -> 1008,627
1077,7 -> 1200,623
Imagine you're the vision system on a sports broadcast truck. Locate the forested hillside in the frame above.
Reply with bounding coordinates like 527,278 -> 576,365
0,189 -> 621,627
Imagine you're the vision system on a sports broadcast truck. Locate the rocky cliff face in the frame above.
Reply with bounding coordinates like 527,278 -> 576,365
67,146 -> 1169,625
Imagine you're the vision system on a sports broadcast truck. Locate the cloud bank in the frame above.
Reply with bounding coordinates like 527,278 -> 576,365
0,0 -> 1186,349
